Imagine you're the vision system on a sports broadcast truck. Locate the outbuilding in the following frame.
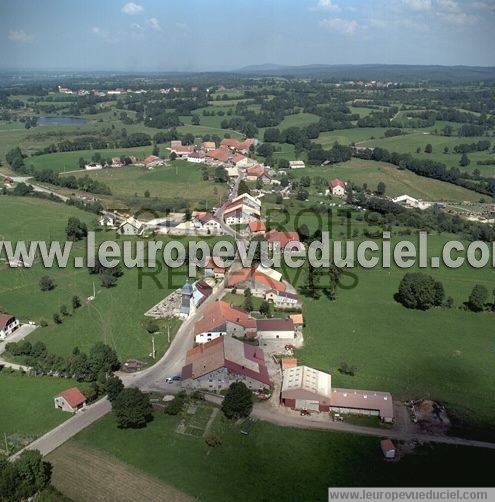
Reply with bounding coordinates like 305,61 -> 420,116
54,387 -> 87,413
380,439 -> 397,459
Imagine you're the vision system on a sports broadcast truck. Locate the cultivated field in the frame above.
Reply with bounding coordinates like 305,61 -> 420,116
48,442 -> 194,502
59,408 -> 495,502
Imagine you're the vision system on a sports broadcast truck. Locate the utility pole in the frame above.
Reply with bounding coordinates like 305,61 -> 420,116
167,324 -> 170,344
151,334 -> 156,360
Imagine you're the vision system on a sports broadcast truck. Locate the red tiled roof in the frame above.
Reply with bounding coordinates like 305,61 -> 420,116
257,318 -> 294,332
143,155 -> 160,164
182,335 -> 271,386
198,213 -> 220,225
206,148 -> 231,162
381,439 -> 396,453
252,271 -> 286,292
220,138 -> 255,152
188,151 -> 205,159
330,179 -> 345,189
58,387 -> 86,408
289,314 -> 304,325
248,220 -> 266,232
226,267 -> 252,287
281,358 -> 298,370
220,138 -> 241,148
232,153 -> 245,163
246,165 -> 265,177
194,300 -> 256,335
226,268 -> 286,292
173,145 -> 194,154
265,230 -> 300,248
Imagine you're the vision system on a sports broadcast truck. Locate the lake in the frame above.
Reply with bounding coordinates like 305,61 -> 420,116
38,116 -> 87,126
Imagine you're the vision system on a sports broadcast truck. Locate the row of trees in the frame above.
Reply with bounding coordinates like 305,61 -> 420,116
396,274 -> 495,313
33,169 -> 112,195
6,341 -> 120,383
0,450 -> 52,500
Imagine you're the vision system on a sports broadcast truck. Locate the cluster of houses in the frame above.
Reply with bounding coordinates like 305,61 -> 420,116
169,138 -> 262,168
178,299 -> 395,424
84,154 -> 167,171
58,85 -> 150,97
226,263 -> 302,308
189,299 -> 302,345
168,138 -> 281,187
111,209 -> 225,237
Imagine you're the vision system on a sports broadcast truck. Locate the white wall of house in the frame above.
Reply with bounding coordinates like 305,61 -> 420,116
258,329 -> 295,340
0,318 -> 20,340
118,222 -> 142,235
195,330 -> 225,344
53,396 -> 86,413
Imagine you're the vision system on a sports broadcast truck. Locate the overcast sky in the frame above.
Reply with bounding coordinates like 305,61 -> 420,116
1,0 -> 494,71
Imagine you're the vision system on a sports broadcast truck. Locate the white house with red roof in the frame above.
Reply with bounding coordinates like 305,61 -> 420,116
54,387 -> 87,413
196,213 -> 223,233
170,143 -> 194,158
143,155 -> 166,168
187,150 -> 206,163
193,300 -> 257,344
0,314 -> 20,340
248,220 -> 266,236
265,230 -> 302,253
256,318 -> 295,340
328,179 -> 346,197
226,267 -> 287,297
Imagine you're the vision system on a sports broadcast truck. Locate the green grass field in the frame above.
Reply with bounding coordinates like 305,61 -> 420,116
62,161 -> 228,209
315,127 -> 390,147
66,408 -> 495,502
290,158 -> 482,202
277,112 -> 320,129
361,132 -> 495,177
0,371 -> 86,446
0,197 -> 186,362
26,145 -> 155,174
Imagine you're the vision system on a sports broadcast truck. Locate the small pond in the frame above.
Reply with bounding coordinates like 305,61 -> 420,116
38,116 -> 87,126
